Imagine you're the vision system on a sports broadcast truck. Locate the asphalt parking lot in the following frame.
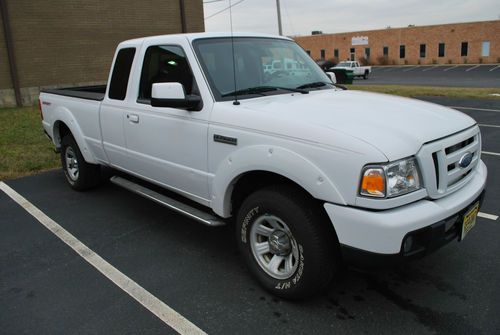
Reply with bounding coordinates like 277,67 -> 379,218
1,97 -> 499,334
356,64 -> 500,88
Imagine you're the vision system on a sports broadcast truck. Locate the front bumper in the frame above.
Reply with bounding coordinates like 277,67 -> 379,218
340,189 -> 485,268
324,160 -> 487,265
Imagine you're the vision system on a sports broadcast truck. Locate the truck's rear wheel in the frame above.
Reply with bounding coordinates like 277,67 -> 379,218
236,185 -> 339,299
61,135 -> 101,191
363,70 -> 369,79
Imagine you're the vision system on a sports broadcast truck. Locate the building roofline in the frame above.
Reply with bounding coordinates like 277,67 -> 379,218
293,19 -> 500,38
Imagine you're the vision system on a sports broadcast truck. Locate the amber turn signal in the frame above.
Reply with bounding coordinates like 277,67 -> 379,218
360,168 -> 385,197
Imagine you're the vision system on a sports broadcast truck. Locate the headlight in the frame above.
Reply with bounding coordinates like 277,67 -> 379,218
360,158 -> 421,198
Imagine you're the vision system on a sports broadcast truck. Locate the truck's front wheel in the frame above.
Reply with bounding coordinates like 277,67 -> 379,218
236,185 -> 339,299
61,135 -> 101,191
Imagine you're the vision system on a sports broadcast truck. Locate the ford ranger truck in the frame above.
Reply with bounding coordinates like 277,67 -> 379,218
39,33 -> 487,299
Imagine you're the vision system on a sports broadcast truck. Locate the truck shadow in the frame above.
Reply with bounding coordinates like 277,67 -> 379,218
12,170 -> 481,334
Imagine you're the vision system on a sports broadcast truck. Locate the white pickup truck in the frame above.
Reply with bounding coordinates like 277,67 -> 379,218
332,61 -> 371,79
40,32 -> 487,299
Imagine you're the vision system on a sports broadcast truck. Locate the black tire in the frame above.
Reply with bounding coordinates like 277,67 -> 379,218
60,134 -> 101,191
236,185 -> 340,299
363,71 -> 369,79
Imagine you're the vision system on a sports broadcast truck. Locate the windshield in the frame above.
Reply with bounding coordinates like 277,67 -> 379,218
193,37 -> 333,101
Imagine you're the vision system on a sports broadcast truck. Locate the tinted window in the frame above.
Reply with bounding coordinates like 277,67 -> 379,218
420,44 -> 426,58
438,43 -> 445,57
109,48 -> 136,100
399,45 -> 405,59
334,49 -> 339,58
461,42 -> 468,57
139,45 -> 195,100
364,48 -> 370,59
320,49 -> 325,60
383,46 -> 389,56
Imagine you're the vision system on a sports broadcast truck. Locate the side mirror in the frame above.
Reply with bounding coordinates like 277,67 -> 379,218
326,72 -> 337,84
151,82 -> 202,110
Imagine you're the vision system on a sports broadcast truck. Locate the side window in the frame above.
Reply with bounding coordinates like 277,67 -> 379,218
109,48 -> 136,100
139,45 -> 196,100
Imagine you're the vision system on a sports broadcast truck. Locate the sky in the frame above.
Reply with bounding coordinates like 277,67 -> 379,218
203,0 -> 500,36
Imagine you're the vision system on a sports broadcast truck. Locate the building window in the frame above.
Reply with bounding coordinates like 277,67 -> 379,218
482,41 -> 490,57
334,49 -> 339,58
383,46 -> 389,56
461,42 -> 468,57
420,44 -> 426,58
438,43 -> 445,57
399,45 -> 405,59
349,48 -> 355,61
306,50 -> 311,56
320,49 -> 326,60
364,48 -> 370,59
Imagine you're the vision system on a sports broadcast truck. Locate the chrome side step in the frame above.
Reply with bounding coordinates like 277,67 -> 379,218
110,176 -> 225,227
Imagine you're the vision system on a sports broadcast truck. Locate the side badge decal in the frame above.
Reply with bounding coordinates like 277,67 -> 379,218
214,134 -> 237,146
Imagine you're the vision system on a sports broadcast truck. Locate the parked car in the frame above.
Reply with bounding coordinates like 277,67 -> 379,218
332,61 -> 371,79
40,32 -> 487,299
316,59 -> 337,71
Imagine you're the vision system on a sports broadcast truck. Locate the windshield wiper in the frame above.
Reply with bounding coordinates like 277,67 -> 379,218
296,81 -> 347,90
221,86 -> 308,97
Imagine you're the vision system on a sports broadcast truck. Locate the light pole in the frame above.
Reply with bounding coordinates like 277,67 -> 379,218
276,0 -> 283,35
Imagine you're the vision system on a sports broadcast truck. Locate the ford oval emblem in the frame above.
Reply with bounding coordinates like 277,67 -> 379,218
458,152 -> 473,168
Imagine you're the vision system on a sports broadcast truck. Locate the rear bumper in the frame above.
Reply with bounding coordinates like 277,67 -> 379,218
324,160 -> 487,263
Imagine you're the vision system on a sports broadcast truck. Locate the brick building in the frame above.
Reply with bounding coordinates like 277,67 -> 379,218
294,20 -> 500,67
0,0 -> 204,107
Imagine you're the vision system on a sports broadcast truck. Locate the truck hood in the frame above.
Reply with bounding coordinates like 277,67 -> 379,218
237,90 -> 476,161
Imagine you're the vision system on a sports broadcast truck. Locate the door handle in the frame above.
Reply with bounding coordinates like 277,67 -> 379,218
127,114 -> 139,123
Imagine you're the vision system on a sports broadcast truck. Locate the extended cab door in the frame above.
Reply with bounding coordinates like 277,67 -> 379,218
100,47 -> 137,168
122,42 -> 211,204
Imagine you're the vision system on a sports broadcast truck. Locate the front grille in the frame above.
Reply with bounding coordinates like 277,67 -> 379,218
418,126 -> 480,199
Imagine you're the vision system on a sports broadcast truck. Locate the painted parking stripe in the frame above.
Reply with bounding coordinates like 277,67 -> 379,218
479,124 -> 500,128
443,65 -> 459,72
0,182 -> 206,335
482,151 -> 500,157
422,66 -> 436,72
449,106 -> 500,113
489,65 -> 500,72
402,66 -> 418,72
478,212 -> 499,220
466,65 -> 480,72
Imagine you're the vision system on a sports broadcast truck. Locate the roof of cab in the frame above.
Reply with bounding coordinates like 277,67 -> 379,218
119,32 -> 292,47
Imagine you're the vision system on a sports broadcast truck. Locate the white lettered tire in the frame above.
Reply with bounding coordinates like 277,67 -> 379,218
236,185 -> 339,299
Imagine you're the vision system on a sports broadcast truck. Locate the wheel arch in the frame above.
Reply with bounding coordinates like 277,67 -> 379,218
211,145 -> 346,218
52,113 -> 97,164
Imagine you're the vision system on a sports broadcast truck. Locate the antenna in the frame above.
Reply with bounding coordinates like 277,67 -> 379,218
229,0 -> 240,105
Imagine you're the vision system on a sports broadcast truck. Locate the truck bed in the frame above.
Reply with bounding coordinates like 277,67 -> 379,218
41,85 -> 106,101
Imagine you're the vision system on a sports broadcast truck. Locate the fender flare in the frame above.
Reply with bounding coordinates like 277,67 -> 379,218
51,106 -> 98,164
211,145 -> 346,217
